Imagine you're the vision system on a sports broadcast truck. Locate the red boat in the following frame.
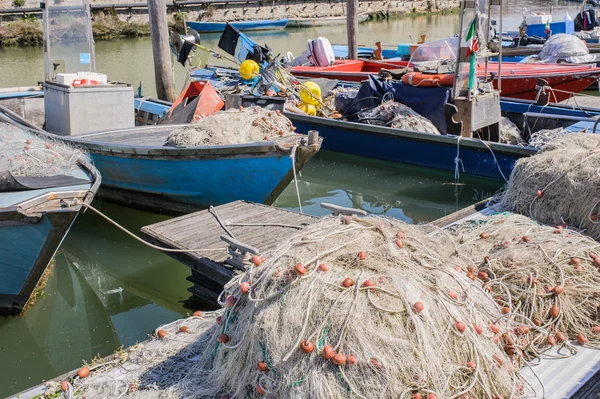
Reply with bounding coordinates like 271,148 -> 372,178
291,60 -> 600,102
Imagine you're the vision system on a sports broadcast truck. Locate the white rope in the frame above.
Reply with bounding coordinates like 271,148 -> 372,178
74,200 -> 227,253
290,144 -> 303,214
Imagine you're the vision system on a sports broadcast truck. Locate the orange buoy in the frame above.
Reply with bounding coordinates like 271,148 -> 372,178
592,326 -> 600,334
77,367 -> 90,379
552,285 -> 565,295
556,331 -> 567,342
193,310 -> 203,317
342,278 -> 355,288
577,334 -> 588,345
549,305 -> 560,318
322,345 -> 335,359
358,251 -> 367,260
427,393 -> 438,399
473,325 -> 483,335
492,353 -> 503,366
157,330 -> 168,339
178,326 -> 190,333
251,255 -> 262,266
396,231 -> 405,239
466,272 -> 476,281
216,315 -> 223,325
332,353 -> 346,365
347,355 -> 358,365
536,190 -> 544,198
240,282 -> 251,294
361,279 -> 376,288
448,290 -> 458,300
501,306 -> 510,314
318,263 -> 330,272
256,385 -> 266,395
412,393 -> 422,399
295,263 -> 307,275
370,357 -> 384,369
480,232 -> 490,239
225,295 -> 237,307
455,321 -> 466,333
402,72 -> 453,87
522,236 -> 531,243
413,302 -> 424,313
257,361 -> 269,372
465,361 -> 476,370
546,335 -> 556,346
217,333 -> 230,344
395,238 -> 403,248
61,381 -> 70,391
477,271 -> 489,281
300,340 -> 314,353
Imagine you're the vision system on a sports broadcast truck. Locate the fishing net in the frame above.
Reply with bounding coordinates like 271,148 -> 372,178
497,133 -> 600,240
526,127 -> 566,149
164,106 -> 296,147
0,122 -> 83,178
357,102 -> 440,135
499,117 -> 525,146
69,216 -> 521,398
449,213 -> 600,360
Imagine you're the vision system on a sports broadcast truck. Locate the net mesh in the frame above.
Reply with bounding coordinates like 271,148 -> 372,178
0,122 -> 83,177
68,216 -> 520,398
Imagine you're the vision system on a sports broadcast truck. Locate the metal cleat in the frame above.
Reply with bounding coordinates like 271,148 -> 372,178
220,235 -> 260,270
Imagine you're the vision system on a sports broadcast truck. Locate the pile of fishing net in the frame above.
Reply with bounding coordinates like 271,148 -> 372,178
357,102 -> 440,134
499,117 -> 525,146
0,122 -> 83,177
449,213 -> 600,360
497,133 -> 600,240
164,106 -> 296,147
68,216 -> 521,398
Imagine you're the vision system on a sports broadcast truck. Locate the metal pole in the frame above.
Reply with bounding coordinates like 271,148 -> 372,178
498,1 -> 502,94
148,0 -> 176,102
346,0 -> 358,60
453,0 -> 466,100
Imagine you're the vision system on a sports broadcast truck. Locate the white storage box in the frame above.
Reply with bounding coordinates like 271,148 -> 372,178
44,81 -> 134,136
525,14 -> 552,25
56,72 -> 108,86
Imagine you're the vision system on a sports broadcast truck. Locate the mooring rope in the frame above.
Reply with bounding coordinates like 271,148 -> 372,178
73,200 -> 227,253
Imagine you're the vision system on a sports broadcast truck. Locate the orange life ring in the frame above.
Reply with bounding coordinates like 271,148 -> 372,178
402,72 -> 454,87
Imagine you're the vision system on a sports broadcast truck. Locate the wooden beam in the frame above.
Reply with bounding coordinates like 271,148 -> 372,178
346,0 -> 358,59
148,0 -> 176,102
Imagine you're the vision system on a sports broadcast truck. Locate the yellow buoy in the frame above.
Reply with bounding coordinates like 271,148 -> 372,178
299,81 -> 322,106
298,103 -> 317,116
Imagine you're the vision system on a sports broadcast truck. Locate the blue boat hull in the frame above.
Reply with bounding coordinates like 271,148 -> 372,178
186,19 -> 288,32
286,113 -> 535,181
0,208 -> 79,313
86,147 -> 314,215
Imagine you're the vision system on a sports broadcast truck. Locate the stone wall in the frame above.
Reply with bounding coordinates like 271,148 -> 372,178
0,0 -> 459,25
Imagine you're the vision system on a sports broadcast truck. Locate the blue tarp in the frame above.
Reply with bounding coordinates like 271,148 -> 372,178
342,76 -> 451,134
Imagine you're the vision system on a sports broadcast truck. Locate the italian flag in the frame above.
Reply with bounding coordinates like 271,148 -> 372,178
465,18 -> 480,58
465,17 -> 478,92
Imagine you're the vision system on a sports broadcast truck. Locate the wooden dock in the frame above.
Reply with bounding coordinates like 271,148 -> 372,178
140,200 -> 318,304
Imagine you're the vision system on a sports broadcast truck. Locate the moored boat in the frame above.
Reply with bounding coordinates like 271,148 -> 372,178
0,105 -> 100,314
186,19 -> 288,33
287,14 -> 369,27
290,59 -> 600,101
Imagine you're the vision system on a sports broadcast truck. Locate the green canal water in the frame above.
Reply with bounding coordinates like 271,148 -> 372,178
0,0 -> 583,395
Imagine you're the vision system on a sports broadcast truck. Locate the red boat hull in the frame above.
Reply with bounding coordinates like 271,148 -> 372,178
291,60 -> 600,102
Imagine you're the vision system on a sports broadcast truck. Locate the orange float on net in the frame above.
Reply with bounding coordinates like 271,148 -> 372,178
402,72 -> 454,87
77,367 -> 90,379
318,263 -> 330,272
332,353 -> 346,365
216,315 -> 223,325
546,335 -> 557,346
257,361 -> 269,372
592,326 -> 600,334
179,326 -> 190,333
157,330 -> 168,339
395,238 -> 403,248
240,282 -> 251,294
465,361 -> 476,370
61,381 -> 70,392
473,325 -> 483,335
322,345 -> 335,359
217,333 -> 230,344
300,340 -> 314,353
193,310 -> 203,317
577,334 -> 588,345
361,279 -> 376,288
556,331 -> 567,342
295,263 -> 307,275
347,355 -> 358,365
552,285 -> 565,295
251,255 -> 262,266
342,278 -> 355,288
427,393 -> 438,399
412,393 -> 422,399
480,232 -> 490,239
549,305 -> 560,318
455,321 -> 466,333
256,385 -> 266,395
358,251 -> 367,260
225,295 -> 237,307
413,302 -> 424,313
448,290 -> 458,300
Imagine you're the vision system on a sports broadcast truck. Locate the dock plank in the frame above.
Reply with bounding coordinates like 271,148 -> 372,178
140,201 -> 318,286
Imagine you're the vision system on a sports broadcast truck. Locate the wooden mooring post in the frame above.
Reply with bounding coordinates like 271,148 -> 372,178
346,0 -> 359,59
148,0 -> 176,102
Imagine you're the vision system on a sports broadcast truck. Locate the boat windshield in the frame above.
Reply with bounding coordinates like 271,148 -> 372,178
43,0 -> 95,81
407,37 -> 459,73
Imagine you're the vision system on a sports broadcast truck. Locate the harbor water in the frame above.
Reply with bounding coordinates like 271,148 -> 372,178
0,0 -> 583,396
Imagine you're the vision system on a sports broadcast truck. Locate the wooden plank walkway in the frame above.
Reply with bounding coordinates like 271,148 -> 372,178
140,200 -> 318,303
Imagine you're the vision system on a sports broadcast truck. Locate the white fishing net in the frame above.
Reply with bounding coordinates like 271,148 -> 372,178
0,122 -> 83,177
164,106 -> 297,147
64,216 -> 522,398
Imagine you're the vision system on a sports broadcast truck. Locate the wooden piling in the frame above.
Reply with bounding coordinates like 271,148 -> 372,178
346,0 -> 358,60
148,0 -> 176,102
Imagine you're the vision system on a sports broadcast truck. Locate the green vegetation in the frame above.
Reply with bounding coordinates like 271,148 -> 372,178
91,12 -> 150,40
0,19 -> 43,46
12,0 -> 25,7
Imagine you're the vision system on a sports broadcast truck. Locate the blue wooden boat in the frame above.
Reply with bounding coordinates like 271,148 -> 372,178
186,19 -> 288,33
0,104 -> 101,314
0,90 -> 321,215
